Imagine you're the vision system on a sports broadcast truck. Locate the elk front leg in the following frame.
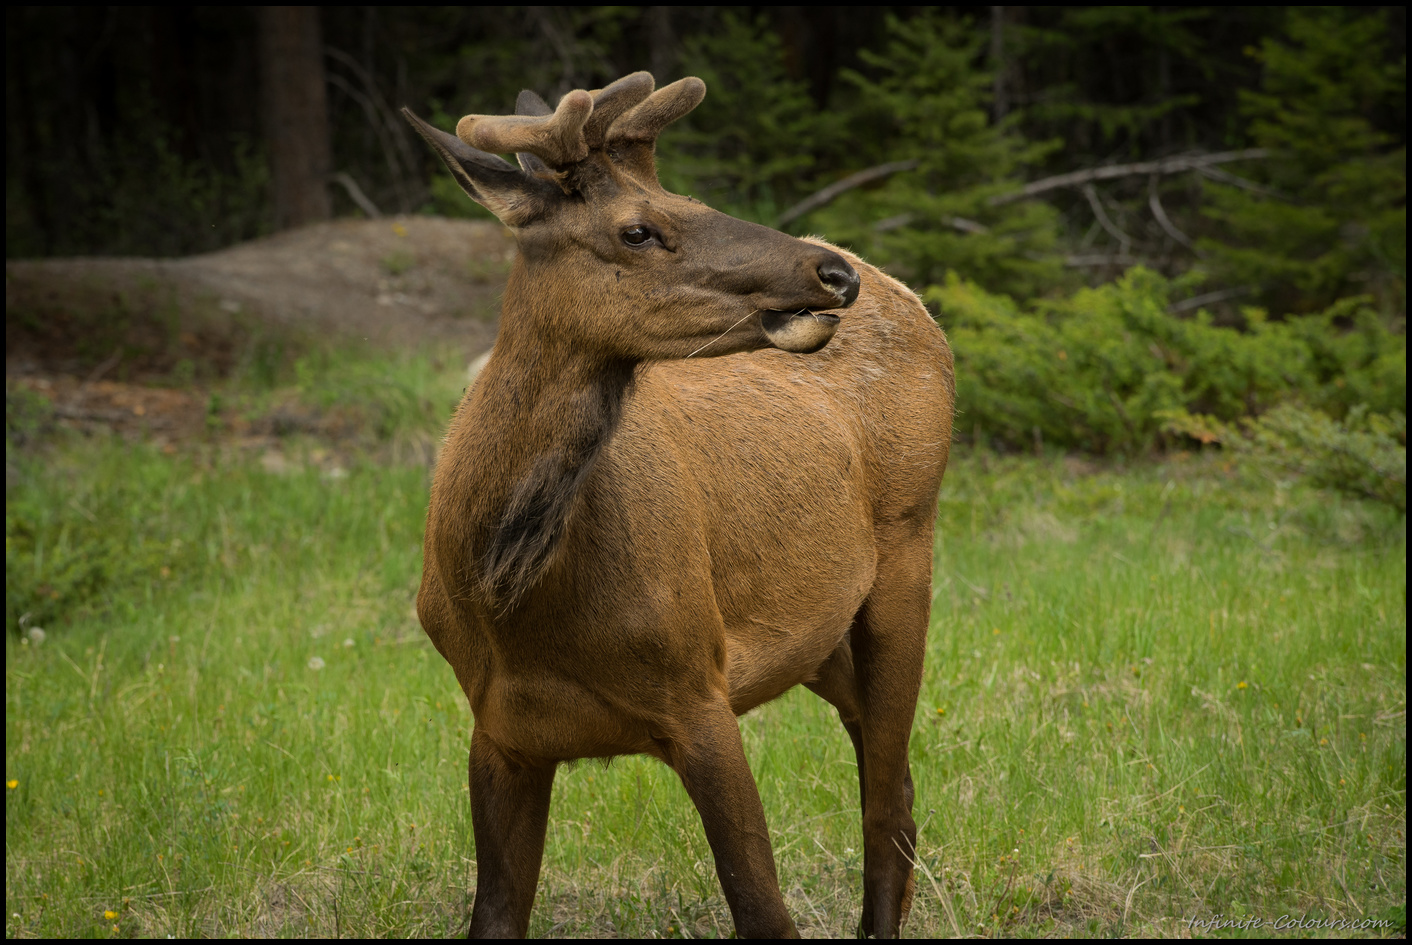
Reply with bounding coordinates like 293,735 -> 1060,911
466,728 -> 556,938
667,695 -> 799,939
849,540 -> 931,939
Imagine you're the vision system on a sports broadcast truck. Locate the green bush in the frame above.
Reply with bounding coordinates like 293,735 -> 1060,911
930,267 -> 1407,456
1162,404 -> 1406,512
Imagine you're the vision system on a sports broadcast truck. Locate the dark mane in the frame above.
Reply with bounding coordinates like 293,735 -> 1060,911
480,361 -> 634,611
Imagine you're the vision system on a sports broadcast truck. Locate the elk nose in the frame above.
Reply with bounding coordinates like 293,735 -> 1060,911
818,258 -> 861,307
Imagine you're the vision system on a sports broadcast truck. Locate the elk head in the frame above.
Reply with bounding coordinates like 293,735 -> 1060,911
402,72 -> 859,358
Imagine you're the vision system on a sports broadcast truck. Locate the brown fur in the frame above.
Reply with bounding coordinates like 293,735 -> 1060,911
404,73 -> 954,938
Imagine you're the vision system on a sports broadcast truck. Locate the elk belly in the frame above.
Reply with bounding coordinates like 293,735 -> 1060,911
719,543 -> 875,715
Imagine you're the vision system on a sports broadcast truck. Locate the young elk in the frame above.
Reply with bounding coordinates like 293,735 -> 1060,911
404,72 -> 953,938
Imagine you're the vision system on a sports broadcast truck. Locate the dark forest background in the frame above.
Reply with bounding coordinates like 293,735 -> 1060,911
5,5 -> 1407,470
6,6 -> 1404,308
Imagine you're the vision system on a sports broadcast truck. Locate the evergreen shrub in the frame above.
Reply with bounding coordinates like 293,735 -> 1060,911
929,267 -> 1406,463
1162,405 -> 1406,513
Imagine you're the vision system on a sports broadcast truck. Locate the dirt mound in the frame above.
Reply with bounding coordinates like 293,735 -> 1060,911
6,215 -> 509,379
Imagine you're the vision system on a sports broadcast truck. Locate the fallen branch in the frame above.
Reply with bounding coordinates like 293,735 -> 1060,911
777,159 -> 920,226
989,149 -> 1270,206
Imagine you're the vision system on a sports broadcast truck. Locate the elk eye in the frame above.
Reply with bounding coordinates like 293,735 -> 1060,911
621,225 -> 652,246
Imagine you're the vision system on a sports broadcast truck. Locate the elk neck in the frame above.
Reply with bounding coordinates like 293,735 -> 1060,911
444,276 -> 636,612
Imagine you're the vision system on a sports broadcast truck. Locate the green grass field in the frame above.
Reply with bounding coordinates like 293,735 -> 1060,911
5,365 -> 1406,937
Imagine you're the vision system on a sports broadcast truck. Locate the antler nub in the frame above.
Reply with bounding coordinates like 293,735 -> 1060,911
444,74 -> 705,180
457,89 -> 593,168
607,77 -> 706,146
582,72 -> 655,148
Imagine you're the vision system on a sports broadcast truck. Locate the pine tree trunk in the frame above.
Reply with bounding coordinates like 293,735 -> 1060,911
991,6 -> 1008,121
646,7 -> 676,82
257,6 -> 331,230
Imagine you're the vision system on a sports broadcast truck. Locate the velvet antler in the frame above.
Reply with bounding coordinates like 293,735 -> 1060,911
456,90 -> 593,169
429,73 -> 705,187
606,77 -> 706,147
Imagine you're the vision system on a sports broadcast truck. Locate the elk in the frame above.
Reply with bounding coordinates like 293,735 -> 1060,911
403,72 -> 954,938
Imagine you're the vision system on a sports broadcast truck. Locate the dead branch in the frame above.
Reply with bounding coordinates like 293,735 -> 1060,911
1065,253 -> 1143,268
777,159 -> 920,226
873,213 -> 913,233
874,213 -> 989,235
1168,286 -> 1254,314
325,72 -> 408,209
1195,164 -> 1290,200
526,6 -> 583,94
989,149 -> 1270,206
325,46 -> 421,211
945,216 -> 990,235
1147,175 -> 1200,254
778,149 -> 1270,233
1082,184 -> 1133,254
329,172 -> 383,218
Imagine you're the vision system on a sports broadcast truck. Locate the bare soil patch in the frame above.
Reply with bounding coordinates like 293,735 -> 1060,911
6,216 -> 508,442
7,215 -> 509,369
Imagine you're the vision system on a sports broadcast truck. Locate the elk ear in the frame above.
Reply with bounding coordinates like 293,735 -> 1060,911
513,90 -> 553,175
402,107 -> 550,227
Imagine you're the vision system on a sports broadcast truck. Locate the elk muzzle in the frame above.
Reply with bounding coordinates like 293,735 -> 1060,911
759,251 -> 859,353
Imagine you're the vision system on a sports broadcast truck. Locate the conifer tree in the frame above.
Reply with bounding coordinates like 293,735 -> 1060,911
806,12 -> 1066,298
1199,7 -> 1406,316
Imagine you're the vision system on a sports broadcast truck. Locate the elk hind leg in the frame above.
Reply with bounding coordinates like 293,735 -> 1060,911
806,629 -> 918,938
825,544 -> 930,938
466,729 -> 556,938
